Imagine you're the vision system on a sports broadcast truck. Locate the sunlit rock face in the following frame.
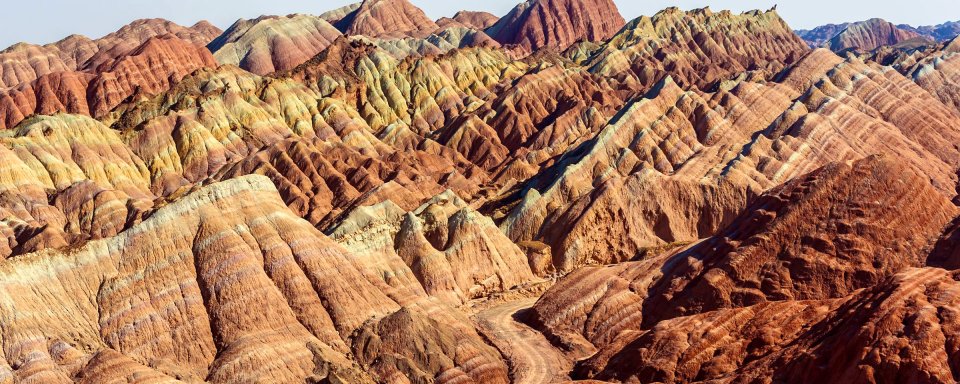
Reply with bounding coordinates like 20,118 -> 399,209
486,0 -> 625,53
2,1 -> 960,383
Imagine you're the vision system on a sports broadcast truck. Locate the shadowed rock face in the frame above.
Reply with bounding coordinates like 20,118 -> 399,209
578,267 -> 960,383
797,23 -> 851,47
4,2 -> 960,384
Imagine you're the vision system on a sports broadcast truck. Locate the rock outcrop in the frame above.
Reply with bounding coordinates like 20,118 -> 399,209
0,18 -> 219,90
208,14 -> 343,75
486,0 -> 625,52
438,11 -> 500,30
3,3 -> 960,384
584,7 -> 810,90
578,268 -> 960,383
825,18 -> 930,52
528,157 -> 959,382
0,35 -> 217,128
901,20 -> 960,41
333,0 -> 440,38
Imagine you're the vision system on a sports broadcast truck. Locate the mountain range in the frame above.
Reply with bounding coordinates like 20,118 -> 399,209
0,0 -> 959,383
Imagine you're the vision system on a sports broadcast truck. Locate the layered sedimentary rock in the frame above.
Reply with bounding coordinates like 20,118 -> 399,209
333,0 -> 440,38
0,18 -> 219,90
4,3 -> 960,383
0,36 -> 97,90
583,7 -> 809,90
81,18 -> 221,71
0,35 -> 217,129
329,190 -> 536,304
901,20 -> 960,41
438,11 -> 500,30
528,156 -> 957,365
577,268 -> 960,383
486,0 -> 625,52
825,18 -> 929,52
875,36 -> 960,115
208,14 -> 343,75
0,174 -> 511,383
496,47 -> 960,273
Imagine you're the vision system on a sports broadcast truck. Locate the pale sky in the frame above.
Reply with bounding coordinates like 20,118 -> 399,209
3,0 -> 958,49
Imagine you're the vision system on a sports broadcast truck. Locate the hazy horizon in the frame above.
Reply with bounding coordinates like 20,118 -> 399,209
2,0 -> 957,49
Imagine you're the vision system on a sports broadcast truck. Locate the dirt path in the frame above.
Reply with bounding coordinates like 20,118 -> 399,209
474,297 -> 572,384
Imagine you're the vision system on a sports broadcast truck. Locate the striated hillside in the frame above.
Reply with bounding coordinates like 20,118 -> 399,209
0,19 -> 219,90
824,18 -> 930,52
1,1 -> 960,383
207,14 -> 343,75
486,0 -> 625,52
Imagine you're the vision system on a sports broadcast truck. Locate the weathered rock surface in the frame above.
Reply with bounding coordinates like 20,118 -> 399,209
495,47 -> 960,273
208,14 -> 342,75
528,156 -> 960,382
0,35 -> 217,129
0,18 -> 219,90
486,0 -> 625,52
334,0 -> 440,38
3,3 -> 960,384
438,11 -> 500,30
583,7 -> 809,90
0,175 -> 512,383
875,36 -> 960,115
901,20 -> 960,42
578,267 -> 960,383
825,18 -> 930,52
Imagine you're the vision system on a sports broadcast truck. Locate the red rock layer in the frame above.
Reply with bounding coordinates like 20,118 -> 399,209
0,36 -> 98,89
527,156 -> 958,365
497,48 -> 960,273
0,35 -> 217,128
334,0 -> 440,38
486,0 -> 626,52
0,18 -> 219,90
825,18 -> 929,52
578,267 -> 960,383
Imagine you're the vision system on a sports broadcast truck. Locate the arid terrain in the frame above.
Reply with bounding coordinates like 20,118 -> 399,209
1,0 -> 959,383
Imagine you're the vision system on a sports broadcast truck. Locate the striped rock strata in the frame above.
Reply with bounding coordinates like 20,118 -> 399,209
0,19 -> 219,90
0,174 -> 510,383
0,35 -> 217,129
528,156 -> 958,380
486,0 -> 626,52
495,48 -> 960,272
